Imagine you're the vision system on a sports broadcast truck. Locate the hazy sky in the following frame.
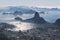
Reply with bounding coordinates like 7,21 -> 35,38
0,0 -> 60,8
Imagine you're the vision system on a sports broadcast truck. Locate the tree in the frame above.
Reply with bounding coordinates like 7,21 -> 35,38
0,33 -> 10,40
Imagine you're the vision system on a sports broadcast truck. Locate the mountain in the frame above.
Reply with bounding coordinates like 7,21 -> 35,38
1,6 -> 36,14
13,11 -> 23,16
15,12 -> 47,24
15,17 -> 22,21
0,23 -> 16,29
31,7 -> 50,12
23,12 -> 47,24
54,19 -> 60,26
51,8 -> 60,11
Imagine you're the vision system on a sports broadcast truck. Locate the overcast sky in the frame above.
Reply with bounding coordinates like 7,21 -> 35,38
0,0 -> 60,8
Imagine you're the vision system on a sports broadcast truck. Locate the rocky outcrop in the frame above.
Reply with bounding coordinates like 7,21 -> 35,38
23,12 -> 47,24
15,12 -> 47,24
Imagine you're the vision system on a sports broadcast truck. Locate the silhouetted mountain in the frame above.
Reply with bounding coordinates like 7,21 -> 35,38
1,6 -> 36,14
13,11 -> 23,16
2,11 -> 23,16
15,12 -> 47,24
51,8 -> 60,11
15,17 -> 22,21
54,19 -> 60,26
3,13 -> 9,15
3,12 -> 13,15
0,23 -> 16,29
23,12 -> 47,24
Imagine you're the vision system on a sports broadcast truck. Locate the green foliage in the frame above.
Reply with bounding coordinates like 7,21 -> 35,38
0,33 -> 10,40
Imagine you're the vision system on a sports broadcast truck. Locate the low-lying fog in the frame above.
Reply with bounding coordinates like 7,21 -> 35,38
0,11 -> 60,31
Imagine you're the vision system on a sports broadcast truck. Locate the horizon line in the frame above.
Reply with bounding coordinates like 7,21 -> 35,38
0,5 -> 60,8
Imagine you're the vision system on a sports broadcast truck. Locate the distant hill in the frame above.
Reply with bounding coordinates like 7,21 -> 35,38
15,12 -> 47,24
54,19 -> 60,26
1,6 -> 36,14
0,23 -> 16,30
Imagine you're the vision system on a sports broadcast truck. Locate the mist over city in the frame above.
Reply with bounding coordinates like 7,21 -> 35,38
0,0 -> 60,40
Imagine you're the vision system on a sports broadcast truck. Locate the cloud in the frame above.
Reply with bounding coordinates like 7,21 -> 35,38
0,0 -> 60,8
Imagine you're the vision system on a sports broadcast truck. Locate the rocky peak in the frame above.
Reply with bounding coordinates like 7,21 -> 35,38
34,12 -> 40,18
